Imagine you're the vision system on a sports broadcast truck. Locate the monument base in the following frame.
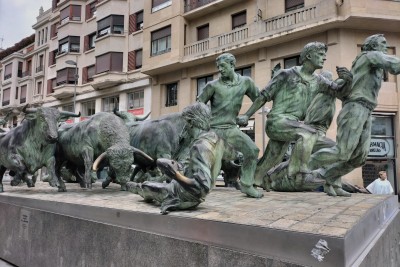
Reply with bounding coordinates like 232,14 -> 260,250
0,181 -> 398,267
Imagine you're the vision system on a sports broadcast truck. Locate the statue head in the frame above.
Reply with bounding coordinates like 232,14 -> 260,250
299,42 -> 328,68
182,102 -> 211,138
216,53 -> 236,79
361,34 -> 387,53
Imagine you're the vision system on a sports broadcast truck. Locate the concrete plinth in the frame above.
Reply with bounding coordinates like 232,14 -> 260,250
0,182 -> 398,267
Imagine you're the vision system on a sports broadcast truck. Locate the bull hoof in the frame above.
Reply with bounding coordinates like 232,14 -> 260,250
49,180 -> 59,188
102,180 -> 111,189
240,183 -> 264,198
26,180 -> 35,188
58,187 -> 67,192
334,188 -> 351,197
324,185 -> 337,197
10,180 -> 21,186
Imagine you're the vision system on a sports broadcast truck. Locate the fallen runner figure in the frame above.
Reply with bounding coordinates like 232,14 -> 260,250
127,131 -> 243,214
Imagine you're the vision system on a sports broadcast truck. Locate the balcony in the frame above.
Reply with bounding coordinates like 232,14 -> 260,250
183,1 -> 338,59
32,94 -> 43,103
183,0 -> 243,20
36,65 -> 44,73
91,72 -> 127,90
52,84 -> 77,99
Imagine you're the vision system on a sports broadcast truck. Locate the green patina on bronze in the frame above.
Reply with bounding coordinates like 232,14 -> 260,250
127,131 -> 242,214
198,53 -> 262,198
307,34 -> 400,195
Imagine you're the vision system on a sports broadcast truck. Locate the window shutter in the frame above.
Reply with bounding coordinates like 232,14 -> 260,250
111,52 -> 123,72
48,51 -> 54,65
71,5 -> 81,20
84,35 -> 89,51
4,63 -> 12,76
232,11 -> 246,29
96,53 -> 111,74
85,4 -> 90,20
60,6 -> 69,20
128,50 -> 135,71
82,66 -> 88,83
135,49 -> 142,68
285,0 -> 304,10
197,24 -> 209,41
151,26 -> 171,41
129,13 -> 136,34
20,85 -> 27,99
3,88 -> 11,102
47,80 -> 53,95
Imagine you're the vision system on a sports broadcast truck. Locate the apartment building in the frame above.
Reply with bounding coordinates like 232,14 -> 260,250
0,0 -> 399,192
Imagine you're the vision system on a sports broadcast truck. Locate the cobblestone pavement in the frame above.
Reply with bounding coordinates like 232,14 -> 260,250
0,180 -> 391,238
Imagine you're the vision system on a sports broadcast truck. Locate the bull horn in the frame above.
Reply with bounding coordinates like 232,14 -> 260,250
133,147 -> 154,162
174,171 -> 196,186
60,111 -> 81,118
113,107 -> 122,117
136,112 -> 151,121
24,108 -> 38,114
93,152 -> 107,171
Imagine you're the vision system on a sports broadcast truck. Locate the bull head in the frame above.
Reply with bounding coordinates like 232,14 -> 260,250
113,108 -> 151,122
24,107 -> 80,142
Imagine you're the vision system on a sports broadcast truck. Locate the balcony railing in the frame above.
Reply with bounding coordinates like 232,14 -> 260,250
184,0 -> 217,12
36,65 -> 44,73
4,74 -> 12,80
183,2 -> 337,57
21,71 -> 32,78
2,100 -> 10,106
265,5 -> 317,32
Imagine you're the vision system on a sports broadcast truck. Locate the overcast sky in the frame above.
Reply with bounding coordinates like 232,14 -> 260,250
0,0 -> 51,49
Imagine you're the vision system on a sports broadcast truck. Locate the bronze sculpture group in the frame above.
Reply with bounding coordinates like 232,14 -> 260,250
0,34 -> 399,214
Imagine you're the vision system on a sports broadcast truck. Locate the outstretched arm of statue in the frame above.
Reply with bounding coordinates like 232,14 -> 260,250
236,94 -> 268,127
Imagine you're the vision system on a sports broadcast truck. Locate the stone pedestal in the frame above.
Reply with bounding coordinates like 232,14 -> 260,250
0,182 -> 398,267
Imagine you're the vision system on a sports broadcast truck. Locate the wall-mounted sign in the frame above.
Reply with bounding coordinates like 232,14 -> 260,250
369,138 -> 391,157
128,108 -> 144,115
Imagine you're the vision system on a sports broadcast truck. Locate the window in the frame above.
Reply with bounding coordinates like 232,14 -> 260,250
15,87 -> 19,99
129,49 -> 143,71
128,90 -> 144,109
81,100 -> 96,116
45,27 -> 48,42
152,0 -> 171,12
95,52 -> 123,74
58,36 -> 80,54
37,81 -> 43,95
18,62 -> 23,78
235,66 -> 251,77
197,75 -> 213,96
362,115 -> 396,193
47,78 -> 56,95
151,26 -> 171,56
97,15 -> 124,37
129,10 -> 143,34
84,32 -> 96,51
56,68 -> 76,86
20,85 -> 27,104
60,5 -> 81,24
136,11 -> 143,31
38,31 -> 41,46
165,82 -> 178,107
284,55 -> 300,69
36,55 -> 44,72
240,119 -> 255,141
49,49 -> 58,65
2,88 -> 10,106
102,95 -> 119,112
4,63 -> 12,80
86,1 -> 97,20
285,0 -> 304,12
50,22 -> 59,38
83,65 -> 96,83
232,11 -> 246,30
63,105 -> 74,112
197,24 -> 209,41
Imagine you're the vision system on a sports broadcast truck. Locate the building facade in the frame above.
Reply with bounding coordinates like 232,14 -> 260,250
0,0 -> 399,193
